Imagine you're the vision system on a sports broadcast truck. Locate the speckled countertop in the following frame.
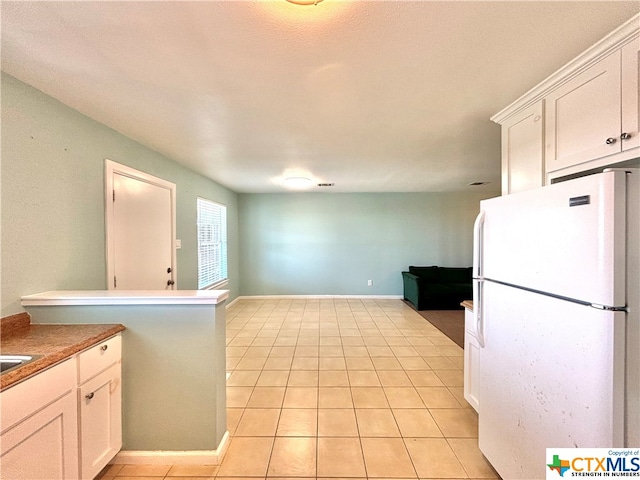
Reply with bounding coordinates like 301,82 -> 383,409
1,313 -> 125,391
461,300 -> 473,311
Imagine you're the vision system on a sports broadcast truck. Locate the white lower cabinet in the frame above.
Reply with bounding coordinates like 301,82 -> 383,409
78,336 -> 122,480
2,392 -> 79,480
463,307 -> 480,412
0,334 -> 122,480
0,359 -> 79,480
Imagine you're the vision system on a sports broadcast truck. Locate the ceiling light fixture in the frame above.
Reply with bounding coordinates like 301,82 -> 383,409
284,177 -> 313,189
285,0 -> 324,5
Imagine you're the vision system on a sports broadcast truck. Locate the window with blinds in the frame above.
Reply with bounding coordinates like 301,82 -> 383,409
197,198 -> 228,289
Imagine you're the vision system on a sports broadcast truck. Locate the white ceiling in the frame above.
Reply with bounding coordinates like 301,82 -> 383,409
2,1 -> 638,193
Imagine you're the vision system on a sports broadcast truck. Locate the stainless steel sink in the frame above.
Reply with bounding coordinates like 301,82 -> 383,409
0,355 -> 39,374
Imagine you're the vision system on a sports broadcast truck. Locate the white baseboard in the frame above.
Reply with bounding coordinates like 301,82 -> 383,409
231,294 -> 403,301
225,297 -> 241,309
112,431 -> 229,465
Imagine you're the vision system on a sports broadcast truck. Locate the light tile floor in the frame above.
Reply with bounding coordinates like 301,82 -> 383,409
97,298 -> 499,480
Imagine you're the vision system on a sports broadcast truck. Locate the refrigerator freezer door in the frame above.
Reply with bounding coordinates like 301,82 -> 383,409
479,170 -> 626,307
478,281 -> 625,479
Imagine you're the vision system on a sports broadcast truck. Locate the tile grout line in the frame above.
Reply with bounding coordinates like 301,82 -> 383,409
221,298 -> 477,479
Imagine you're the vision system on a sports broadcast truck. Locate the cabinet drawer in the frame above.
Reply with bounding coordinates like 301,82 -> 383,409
78,334 -> 121,384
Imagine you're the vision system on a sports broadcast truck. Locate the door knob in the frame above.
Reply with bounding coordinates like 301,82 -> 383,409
167,280 -> 175,286
606,137 -> 617,145
621,133 -> 632,140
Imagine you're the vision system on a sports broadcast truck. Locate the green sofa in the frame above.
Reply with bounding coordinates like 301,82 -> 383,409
402,265 -> 472,310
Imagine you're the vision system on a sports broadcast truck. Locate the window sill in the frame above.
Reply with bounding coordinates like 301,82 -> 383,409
202,280 -> 229,291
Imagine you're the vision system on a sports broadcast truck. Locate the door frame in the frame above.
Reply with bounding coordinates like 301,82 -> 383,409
104,159 -> 177,290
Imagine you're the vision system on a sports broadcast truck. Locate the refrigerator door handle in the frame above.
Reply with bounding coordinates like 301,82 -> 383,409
474,280 -> 485,347
473,210 -> 486,279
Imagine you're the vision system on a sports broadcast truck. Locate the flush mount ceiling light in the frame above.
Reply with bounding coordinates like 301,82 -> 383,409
284,177 -> 313,189
286,0 -> 324,5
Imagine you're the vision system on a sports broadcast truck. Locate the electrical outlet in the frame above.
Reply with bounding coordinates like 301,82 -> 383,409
367,280 -> 373,286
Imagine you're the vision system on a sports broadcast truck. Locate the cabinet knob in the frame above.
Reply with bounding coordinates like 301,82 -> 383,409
606,137 -> 617,145
621,132 -> 632,140
100,345 -> 108,351
167,280 -> 175,286
85,392 -> 94,400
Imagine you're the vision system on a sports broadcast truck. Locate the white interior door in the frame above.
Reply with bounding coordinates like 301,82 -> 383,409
105,160 -> 176,290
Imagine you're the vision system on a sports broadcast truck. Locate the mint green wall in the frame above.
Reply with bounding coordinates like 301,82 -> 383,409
1,71 -> 499,313
26,303 -> 227,451
238,191 -> 499,296
1,73 -> 239,316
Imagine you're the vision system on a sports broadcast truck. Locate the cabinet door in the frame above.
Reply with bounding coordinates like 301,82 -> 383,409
545,51 -> 621,172
621,39 -> 639,152
1,391 -> 79,480
463,308 -> 479,412
78,363 -> 122,480
501,101 -> 544,194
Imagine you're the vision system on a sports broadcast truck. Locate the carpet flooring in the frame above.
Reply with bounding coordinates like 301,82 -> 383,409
409,306 -> 465,348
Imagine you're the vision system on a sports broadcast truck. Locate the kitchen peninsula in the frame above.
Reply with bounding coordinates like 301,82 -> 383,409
21,289 -> 229,465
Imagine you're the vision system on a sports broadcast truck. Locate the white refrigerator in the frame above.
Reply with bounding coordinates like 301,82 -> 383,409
472,168 -> 639,479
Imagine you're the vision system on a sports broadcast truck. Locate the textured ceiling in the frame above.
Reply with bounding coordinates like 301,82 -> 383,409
2,1 -> 638,193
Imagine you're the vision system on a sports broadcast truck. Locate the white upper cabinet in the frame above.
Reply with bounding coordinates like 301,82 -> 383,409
492,14 -> 639,190
500,101 -> 544,195
544,51 -> 622,172
621,39 -> 639,153
544,34 -> 639,174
